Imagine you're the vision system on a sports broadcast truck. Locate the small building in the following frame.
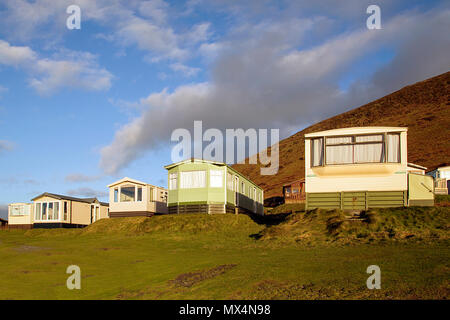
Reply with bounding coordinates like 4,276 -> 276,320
108,177 -> 168,217
426,165 -> 450,195
0,218 -> 7,229
304,127 -> 434,210
31,193 -> 109,228
282,179 -> 306,203
164,158 -> 264,215
8,203 -> 34,229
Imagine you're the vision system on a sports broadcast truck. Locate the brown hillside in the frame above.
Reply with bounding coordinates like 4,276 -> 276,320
233,71 -> 450,198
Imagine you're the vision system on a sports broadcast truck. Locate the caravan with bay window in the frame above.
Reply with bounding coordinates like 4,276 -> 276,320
304,127 -> 434,210
108,177 -> 168,217
31,193 -> 109,228
165,158 -> 264,215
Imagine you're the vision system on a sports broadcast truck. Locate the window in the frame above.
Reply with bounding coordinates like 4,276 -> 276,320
285,187 -> 291,194
227,173 -> 233,190
312,133 -> 398,166
169,173 -> 178,190
241,182 -> 245,194
180,171 -> 206,188
35,202 -> 60,221
292,188 -> 299,194
42,203 -> 47,220
35,203 -> 41,220
137,187 -> 142,201
54,202 -> 59,220
311,138 -> 324,166
10,205 -> 29,216
114,188 -> 118,202
210,170 -> 223,188
63,202 -> 68,221
120,186 -> 135,202
387,133 -> 400,163
149,187 -> 154,201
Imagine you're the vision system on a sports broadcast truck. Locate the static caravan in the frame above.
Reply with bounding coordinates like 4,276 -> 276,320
31,193 -> 109,228
108,177 -> 168,217
304,127 -> 434,210
282,179 -> 306,203
427,165 -> 450,195
165,159 -> 264,215
8,203 -> 34,229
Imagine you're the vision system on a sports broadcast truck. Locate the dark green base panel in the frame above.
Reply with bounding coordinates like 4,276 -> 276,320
306,191 -> 408,210
408,199 -> 434,207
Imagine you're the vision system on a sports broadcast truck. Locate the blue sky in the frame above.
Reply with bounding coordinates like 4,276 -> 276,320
0,0 -> 449,218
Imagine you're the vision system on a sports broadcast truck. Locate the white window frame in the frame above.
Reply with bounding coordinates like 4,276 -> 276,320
169,173 -> 178,190
210,170 -> 223,188
180,170 -> 206,189
34,201 -> 61,222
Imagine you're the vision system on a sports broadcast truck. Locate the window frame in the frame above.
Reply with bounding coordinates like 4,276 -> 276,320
34,201 -> 61,222
169,173 -> 178,190
210,170 -> 224,188
310,132 -> 401,167
180,170 -> 206,189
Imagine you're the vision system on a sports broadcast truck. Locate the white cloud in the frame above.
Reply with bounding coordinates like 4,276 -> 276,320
0,40 -> 36,65
100,8 -> 450,174
0,140 -> 14,153
66,187 -> 108,198
169,62 -> 200,77
0,40 -> 113,95
0,0 -> 212,63
65,173 -> 102,183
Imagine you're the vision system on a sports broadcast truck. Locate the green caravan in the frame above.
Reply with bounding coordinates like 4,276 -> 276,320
164,159 -> 264,215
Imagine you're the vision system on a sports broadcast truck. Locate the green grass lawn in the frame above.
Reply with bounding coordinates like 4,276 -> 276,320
0,209 -> 448,300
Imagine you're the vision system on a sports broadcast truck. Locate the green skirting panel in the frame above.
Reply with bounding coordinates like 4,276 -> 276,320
306,191 -> 407,210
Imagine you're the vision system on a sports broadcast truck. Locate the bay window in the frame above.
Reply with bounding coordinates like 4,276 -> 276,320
34,201 -> 61,221
120,186 -> 135,202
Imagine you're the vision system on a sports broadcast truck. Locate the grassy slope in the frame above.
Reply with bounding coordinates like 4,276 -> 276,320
0,209 -> 449,300
233,71 -> 450,198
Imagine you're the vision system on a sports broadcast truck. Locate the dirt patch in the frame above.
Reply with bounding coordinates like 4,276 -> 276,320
169,264 -> 237,288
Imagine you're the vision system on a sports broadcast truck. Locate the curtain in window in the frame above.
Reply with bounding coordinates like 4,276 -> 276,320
354,143 -> 384,163
180,171 -> 206,188
210,170 -> 223,188
326,136 -> 352,144
312,138 -> 324,166
387,134 -> 400,162
326,145 -> 353,164
54,202 -> 59,220
35,203 -> 41,220
355,135 -> 383,142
